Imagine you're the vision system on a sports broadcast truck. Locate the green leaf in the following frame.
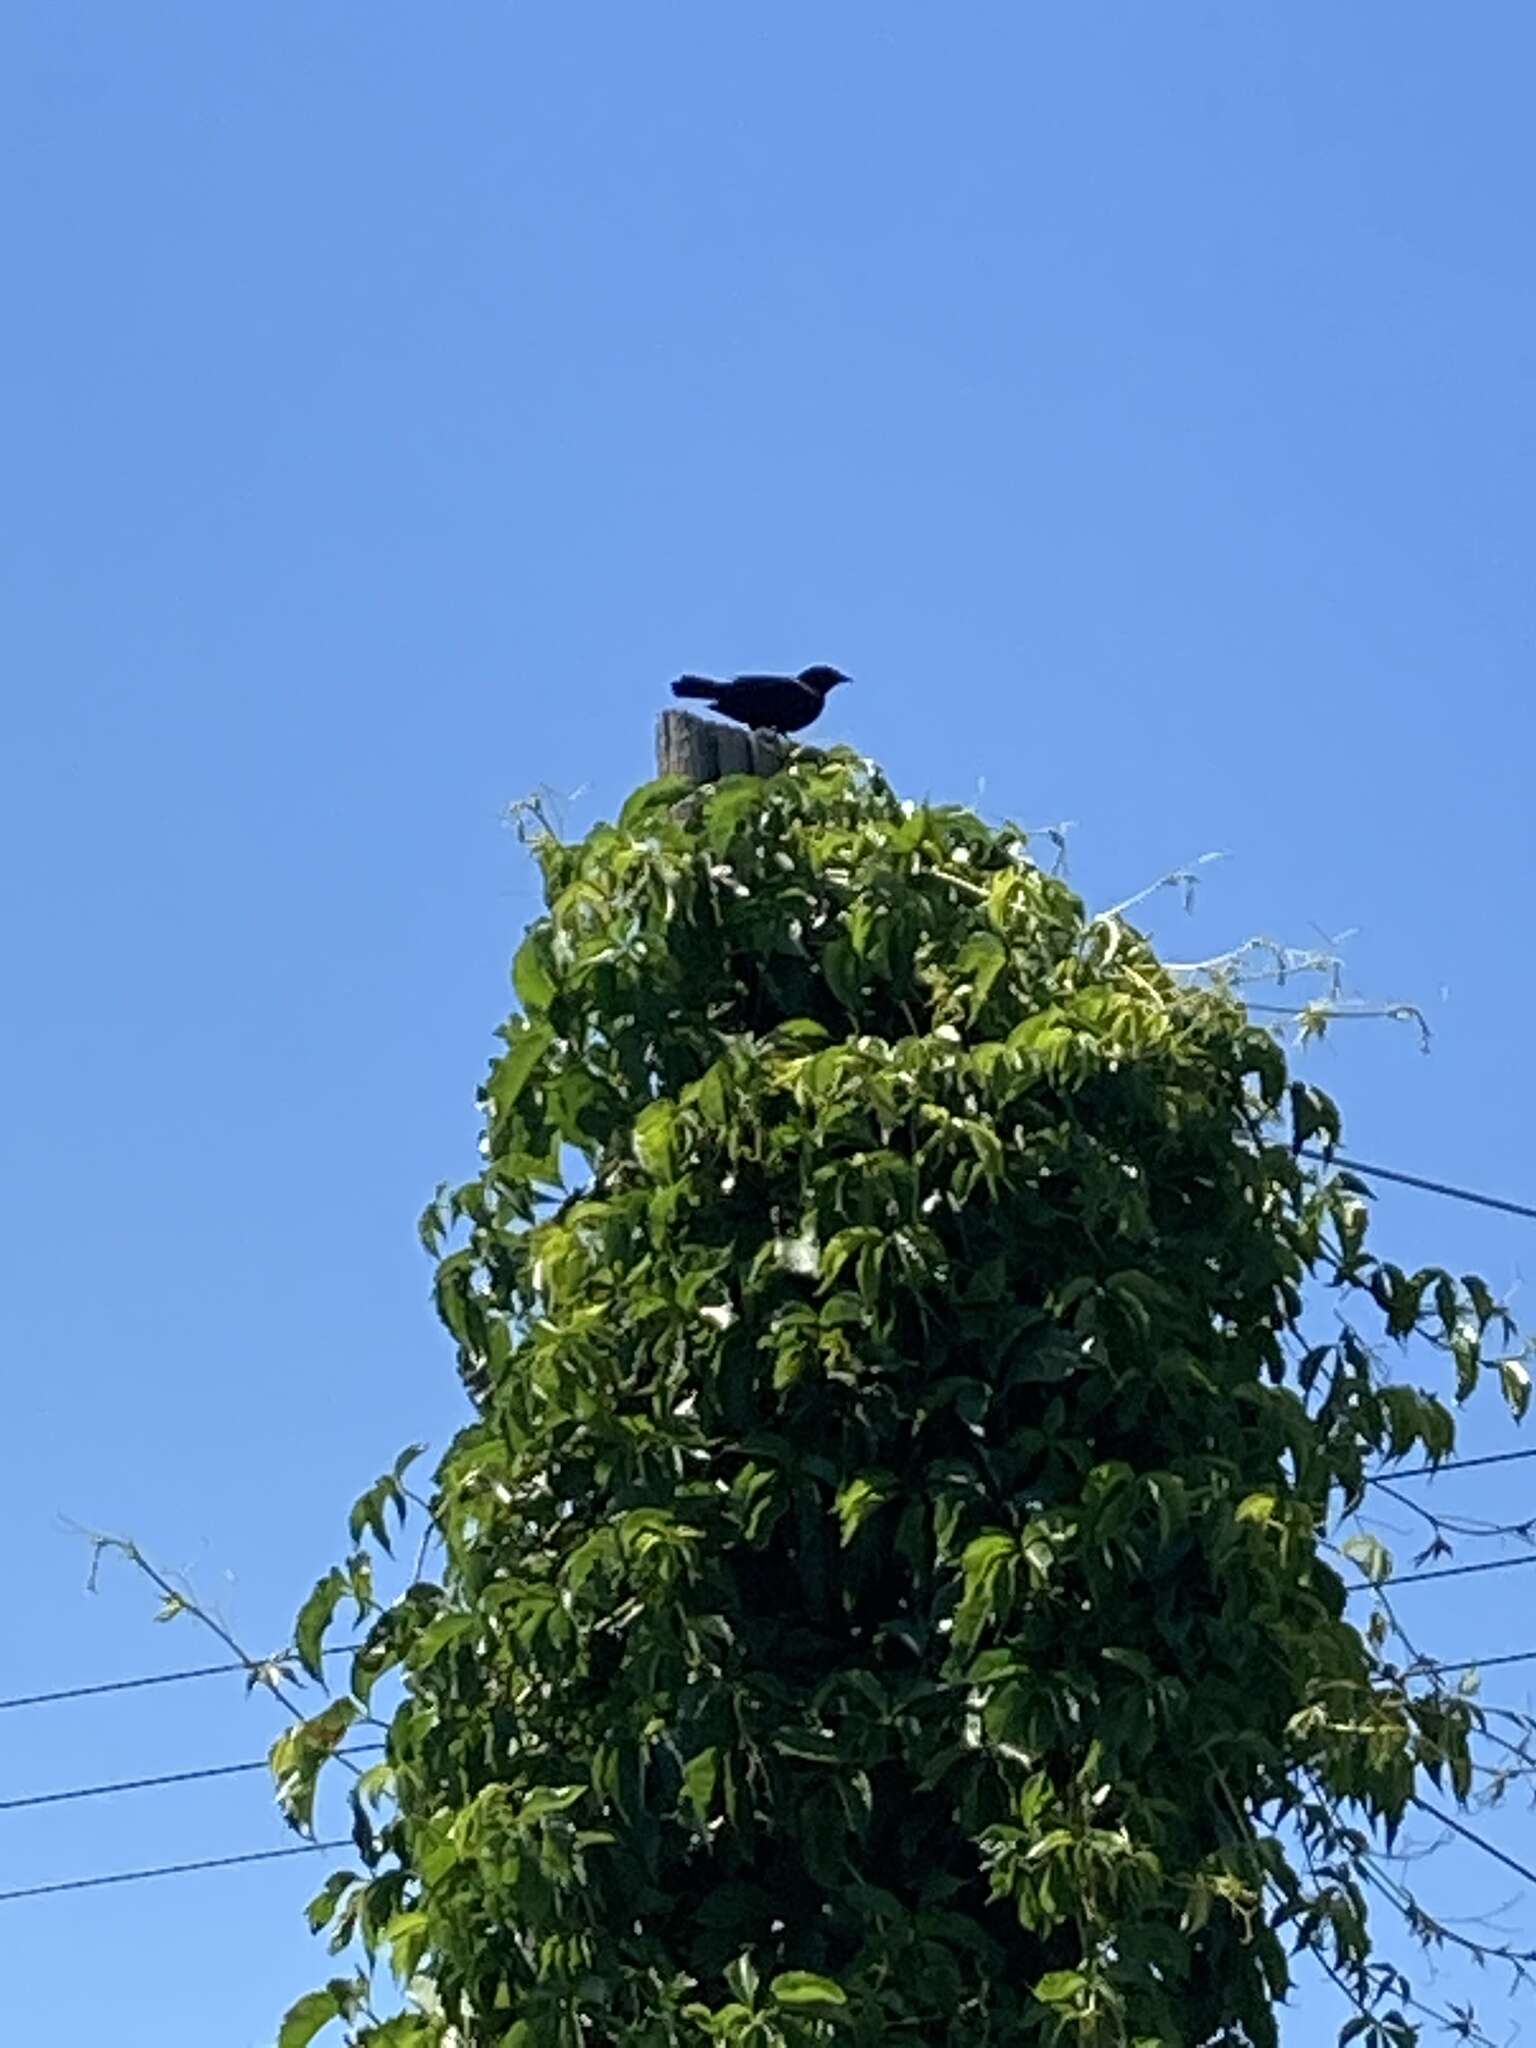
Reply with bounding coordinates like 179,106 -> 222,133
772,1017 -> 831,1045
348,1477 -> 395,1556
489,1020 -> 554,1118
682,1745 -> 720,1824
956,930 -> 1007,1015
512,932 -> 557,1011
277,1989 -> 345,2048
835,1474 -> 893,1546
724,1954 -> 761,2008
517,1783 -> 586,1823
304,1870 -> 358,1934
347,1551 -> 374,1621
356,2019 -> 429,2048
354,1761 -> 394,1808
294,1569 -> 347,1684
846,898 -> 883,966
819,1226 -> 882,1284
271,1700 -> 361,1831
986,867 -> 1022,932
705,777 -> 768,850
633,1100 -> 680,1182
417,1187 -> 448,1257
1035,1970 -> 1086,2004
618,774 -> 692,827
771,1972 -> 847,2009
385,1908 -> 431,1983
411,1611 -> 477,1666
822,938 -> 862,1012
1498,1354 -> 1532,1420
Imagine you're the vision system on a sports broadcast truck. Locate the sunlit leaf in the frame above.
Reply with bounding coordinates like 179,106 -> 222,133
294,1569 -> 347,1683
771,1972 -> 847,2008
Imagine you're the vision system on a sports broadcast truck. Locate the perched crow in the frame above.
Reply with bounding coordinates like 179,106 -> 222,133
671,663 -> 850,735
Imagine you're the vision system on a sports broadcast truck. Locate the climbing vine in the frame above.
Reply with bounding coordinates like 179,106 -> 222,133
275,750 -> 1529,2048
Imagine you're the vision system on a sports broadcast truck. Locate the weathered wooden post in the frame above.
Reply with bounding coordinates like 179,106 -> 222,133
654,710 -> 788,783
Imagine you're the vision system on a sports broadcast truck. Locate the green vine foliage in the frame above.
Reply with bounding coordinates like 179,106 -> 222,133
278,751 -> 1527,2048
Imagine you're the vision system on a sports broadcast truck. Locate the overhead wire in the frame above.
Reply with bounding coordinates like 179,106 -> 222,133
0,1643 -> 360,1715
9,1778 -> 1536,1910
1420,1648 -> 1536,1677
1350,1554 -> 1536,1593
1299,1146 -> 1536,1225
1415,1795 -> 1536,1890
1375,1447 -> 1536,1483
0,1744 -> 384,1815
0,1841 -> 351,1904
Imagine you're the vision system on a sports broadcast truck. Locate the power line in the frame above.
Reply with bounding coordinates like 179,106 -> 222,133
1300,1147 -> 1536,1225
0,1643 -> 360,1715
1416,1795 -> 1536,1890
0,1744 -> 384,1815
0,1840 -> 351,1905
1349,1554 -> 1536,1594
1377,1447 -> 1536,1484
1413,1649 -> 1536,1678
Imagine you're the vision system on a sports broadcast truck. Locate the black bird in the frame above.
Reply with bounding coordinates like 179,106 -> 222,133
671,663 -> 850,735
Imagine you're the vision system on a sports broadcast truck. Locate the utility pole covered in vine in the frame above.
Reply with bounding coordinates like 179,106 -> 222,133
277,742 -> 1528,2048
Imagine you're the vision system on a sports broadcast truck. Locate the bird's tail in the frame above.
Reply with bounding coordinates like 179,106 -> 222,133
671,675 -> 719,701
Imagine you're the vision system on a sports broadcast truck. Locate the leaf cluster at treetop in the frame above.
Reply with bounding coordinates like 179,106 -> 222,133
279,749 -> 1527,2048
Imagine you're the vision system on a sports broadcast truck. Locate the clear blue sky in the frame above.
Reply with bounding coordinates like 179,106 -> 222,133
4,6 -> 1533,2042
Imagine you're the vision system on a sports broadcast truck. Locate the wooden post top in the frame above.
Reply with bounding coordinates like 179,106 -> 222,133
655,709 -> 789,783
